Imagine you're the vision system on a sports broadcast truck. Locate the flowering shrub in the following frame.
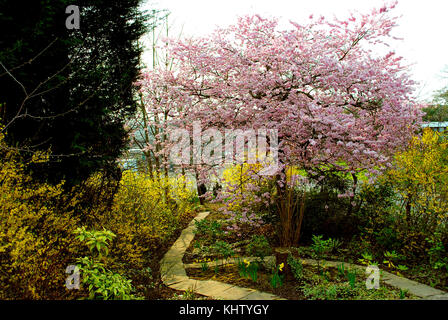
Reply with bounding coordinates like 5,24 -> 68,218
220,163 -> 270,211
102,171 -> 198,271
217,163 -> 274,233
353,129 -> 448,262
0,132 -> 80,299
0,124 -> 198,298
270,263 -> 285,288
386,128 -> 448,232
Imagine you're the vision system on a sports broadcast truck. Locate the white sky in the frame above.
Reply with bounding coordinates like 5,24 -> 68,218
142,0 -> 448,101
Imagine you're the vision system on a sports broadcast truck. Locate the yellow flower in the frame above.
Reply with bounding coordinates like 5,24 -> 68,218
244,259 -> 250,266
279,263 -> 284,272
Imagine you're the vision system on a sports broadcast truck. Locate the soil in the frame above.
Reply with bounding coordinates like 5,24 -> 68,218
187,263 -> 306,299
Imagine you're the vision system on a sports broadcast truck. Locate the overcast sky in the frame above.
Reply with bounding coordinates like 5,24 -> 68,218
142,0 -> 448,101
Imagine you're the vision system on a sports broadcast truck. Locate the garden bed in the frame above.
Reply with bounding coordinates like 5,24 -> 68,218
185,261 -> 415,300
179,205 -> 448,300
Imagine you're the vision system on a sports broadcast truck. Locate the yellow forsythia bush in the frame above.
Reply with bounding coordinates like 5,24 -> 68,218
0,133 -> 80,299
386,128 -> 448,232
0,126 -> 198,298
94,171 -> 197,272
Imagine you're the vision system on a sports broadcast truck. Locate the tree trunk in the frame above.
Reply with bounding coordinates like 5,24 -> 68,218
274,247 -> 294,281
195,170 -> 207,205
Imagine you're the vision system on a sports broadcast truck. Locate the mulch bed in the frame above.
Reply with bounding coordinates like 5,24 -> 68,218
186,263 -> 306,300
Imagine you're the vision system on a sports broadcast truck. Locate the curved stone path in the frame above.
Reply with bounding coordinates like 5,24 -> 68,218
160,211 -> 448,300
160,211 -> 284,300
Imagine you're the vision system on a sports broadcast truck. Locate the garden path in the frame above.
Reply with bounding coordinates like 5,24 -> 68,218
159,211 -> 285,300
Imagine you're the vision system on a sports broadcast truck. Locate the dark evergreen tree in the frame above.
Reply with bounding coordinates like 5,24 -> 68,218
0,0 -> 151,184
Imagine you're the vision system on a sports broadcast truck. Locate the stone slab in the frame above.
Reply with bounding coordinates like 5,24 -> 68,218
162,274 -> 189,286
194,280 -> 236,298
384,275 -> 445,298
163,246 -> 185,257
208,285 -> 256,300
240,291 -> 285,300
426,294 -> 448,300
169,279 -> 204,291
167,264 -> 187,277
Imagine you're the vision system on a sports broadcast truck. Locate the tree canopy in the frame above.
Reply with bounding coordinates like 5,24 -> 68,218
139,3 -> 422,185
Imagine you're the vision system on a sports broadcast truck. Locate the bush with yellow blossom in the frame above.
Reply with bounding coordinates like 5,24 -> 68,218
0,124 -> 198,299
97,171 -> 198,272
386,128 -> 448,233
0,131 -> 81,299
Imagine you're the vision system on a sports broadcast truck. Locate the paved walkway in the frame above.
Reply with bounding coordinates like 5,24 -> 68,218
160,211 -> 448,300
160,211 -> 284,300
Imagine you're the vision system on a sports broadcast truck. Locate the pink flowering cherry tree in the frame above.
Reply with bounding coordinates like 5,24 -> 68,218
168,3 -> 422,177
139,3 -> 424,244
135,68 -> 225,202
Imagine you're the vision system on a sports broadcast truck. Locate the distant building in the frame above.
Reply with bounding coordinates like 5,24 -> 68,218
119,148 -> 145,171
119,118 -> 148,171
421,122 -> 448,132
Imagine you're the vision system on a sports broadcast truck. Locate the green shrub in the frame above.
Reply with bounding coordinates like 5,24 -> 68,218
194,219 -> 223,241
246,235 -> 272,261
310,235 -> 341,258
211,241 -> 234,260
301,272 -> 408,300
74,227 -> 116,258
374,227 -> 400,251
75,227 -> 139,300
76,257 -> 138,300
287,254 -> 303,280
426,232 -> 448,272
